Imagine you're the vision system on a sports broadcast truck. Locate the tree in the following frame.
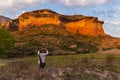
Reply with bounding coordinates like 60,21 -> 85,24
0,28 -> 15,58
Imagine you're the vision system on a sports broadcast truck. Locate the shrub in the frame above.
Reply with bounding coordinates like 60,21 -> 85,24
116,45 -> 120,49
76,41 -> 98,54
102,47 -> 113,51
105,54 -> 116,67
0,28 -> 15,58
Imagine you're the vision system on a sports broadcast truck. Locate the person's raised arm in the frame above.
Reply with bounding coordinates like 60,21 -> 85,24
43,48 -> 48,55
46,49 -> 48,55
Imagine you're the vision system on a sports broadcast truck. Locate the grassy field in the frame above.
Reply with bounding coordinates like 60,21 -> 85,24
0,53 -> 120,80
0,54 -> 117,65
1,53 -> 120,67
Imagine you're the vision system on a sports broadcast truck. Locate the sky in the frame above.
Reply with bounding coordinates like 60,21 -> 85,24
0,0 -> 120,37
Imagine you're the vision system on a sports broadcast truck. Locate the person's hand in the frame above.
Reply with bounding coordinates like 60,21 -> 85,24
43,48 -> 47,51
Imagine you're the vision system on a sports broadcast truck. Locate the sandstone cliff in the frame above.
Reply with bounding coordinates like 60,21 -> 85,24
1,9 -> 105,36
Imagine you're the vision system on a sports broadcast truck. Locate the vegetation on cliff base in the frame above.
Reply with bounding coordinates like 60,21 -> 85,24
10,24 -> 98,57
1,24 -> 119,58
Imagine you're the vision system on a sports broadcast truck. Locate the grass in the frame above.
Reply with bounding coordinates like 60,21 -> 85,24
1,53 -> 120,80
1,53 -> 120,67
0,58 -> 21,66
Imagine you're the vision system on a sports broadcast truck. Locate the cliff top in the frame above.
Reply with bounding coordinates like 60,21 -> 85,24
18,9 -> 104,23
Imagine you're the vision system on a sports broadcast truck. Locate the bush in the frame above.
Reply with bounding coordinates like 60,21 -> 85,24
102,47 -> 113,51
105,54 -> 116,67
76,41 -> 98,54
0,28 -> 15,58
116,45 -> 120,49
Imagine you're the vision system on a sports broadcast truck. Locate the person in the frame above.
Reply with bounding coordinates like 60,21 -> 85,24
38,48 -> 49,68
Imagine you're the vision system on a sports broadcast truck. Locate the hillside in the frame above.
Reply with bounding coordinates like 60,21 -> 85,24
0,16 -> 11,22
10,24 -> 98,57
9,24 -> 120,57
0,16 -> 11,29
0,9 -> 120,57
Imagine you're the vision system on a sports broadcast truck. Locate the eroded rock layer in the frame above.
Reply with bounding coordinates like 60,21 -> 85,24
1,9 -> 105,36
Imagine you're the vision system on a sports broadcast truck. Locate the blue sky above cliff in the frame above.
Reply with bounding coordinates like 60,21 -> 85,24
0,0 -> 120,37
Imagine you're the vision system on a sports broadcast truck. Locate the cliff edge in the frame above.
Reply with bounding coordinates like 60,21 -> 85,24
1,9 -> 105,36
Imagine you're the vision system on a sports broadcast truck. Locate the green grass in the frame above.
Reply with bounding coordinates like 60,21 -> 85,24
1,53 -> 120,67
0,58 -> 21,66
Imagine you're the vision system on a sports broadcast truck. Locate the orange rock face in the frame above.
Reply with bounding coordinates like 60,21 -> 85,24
65,17 -> 104,36
97,21 -> 104,35
18,10 -> 61,31
2,9 -> 105,36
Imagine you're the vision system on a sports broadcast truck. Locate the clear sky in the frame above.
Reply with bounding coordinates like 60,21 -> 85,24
0,0 -> 120,37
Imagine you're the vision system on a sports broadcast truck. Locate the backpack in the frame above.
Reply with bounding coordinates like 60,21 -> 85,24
39,55 -> 46,68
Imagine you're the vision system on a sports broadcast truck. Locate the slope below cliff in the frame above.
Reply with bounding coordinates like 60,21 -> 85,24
10,24 -> 120,57
10,24 -> 98,57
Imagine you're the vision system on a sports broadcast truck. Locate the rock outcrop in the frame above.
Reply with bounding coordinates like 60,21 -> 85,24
1,9 -> 105,36
0,16 -> 11,28
0,16 -> 11,22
